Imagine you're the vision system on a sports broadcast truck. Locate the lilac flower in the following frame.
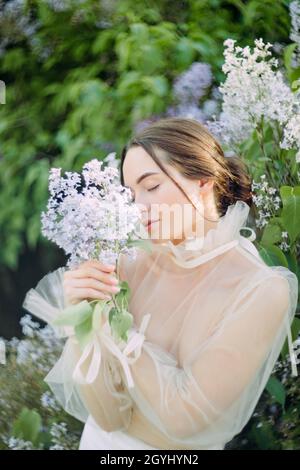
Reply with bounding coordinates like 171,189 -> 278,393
4,436 -> 35,450
103,151 -> 119,169
41,157 -> 144,269
16,317 -> 64,374
40,391 -> 61,412
173,62 -> 213,104
289,1 -> 300,68
207,39 -> 295,149
251,175 -> 282,229
166,103 -> 206,123
133,114 -> 163,134
280,113 -> 300,163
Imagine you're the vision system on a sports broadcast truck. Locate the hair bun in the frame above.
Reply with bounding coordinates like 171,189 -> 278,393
219,156 -> 253,217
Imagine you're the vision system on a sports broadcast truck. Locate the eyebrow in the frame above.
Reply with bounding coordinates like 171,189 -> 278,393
135,171 -> 160,185
124,171 -> 160,192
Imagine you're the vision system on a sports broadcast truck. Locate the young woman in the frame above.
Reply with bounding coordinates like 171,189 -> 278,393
23,118 -> 298,450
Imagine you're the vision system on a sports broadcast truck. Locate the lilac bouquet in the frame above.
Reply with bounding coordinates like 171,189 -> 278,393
41,156 -> 152,350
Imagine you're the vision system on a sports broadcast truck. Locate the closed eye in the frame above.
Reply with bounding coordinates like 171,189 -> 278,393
148,184 -> 160,192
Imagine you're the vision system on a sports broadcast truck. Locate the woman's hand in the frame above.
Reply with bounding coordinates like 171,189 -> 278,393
63,260 -> 121,306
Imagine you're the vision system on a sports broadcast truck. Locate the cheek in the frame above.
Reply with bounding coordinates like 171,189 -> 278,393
156,184 -> 186,206
148,184 -> 194,237
156,186 -> 189,233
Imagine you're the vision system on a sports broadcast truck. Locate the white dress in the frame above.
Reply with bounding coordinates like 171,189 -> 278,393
22,199 -> 299,450
79,415 -> 158,450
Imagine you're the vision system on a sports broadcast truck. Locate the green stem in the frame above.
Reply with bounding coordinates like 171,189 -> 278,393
111,293 -> 121,313
256,119 -> 276,187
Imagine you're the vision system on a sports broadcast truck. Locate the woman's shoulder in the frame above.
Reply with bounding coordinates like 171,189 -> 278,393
224,241 -> 297,295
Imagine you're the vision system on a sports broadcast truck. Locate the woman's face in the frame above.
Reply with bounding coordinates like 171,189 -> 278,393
122,146 -> 206,244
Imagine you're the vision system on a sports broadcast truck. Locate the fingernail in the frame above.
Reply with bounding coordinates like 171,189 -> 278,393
112,286 -> 121,293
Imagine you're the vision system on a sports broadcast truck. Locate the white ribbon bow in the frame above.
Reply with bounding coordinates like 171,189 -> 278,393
72,312 -> 152,387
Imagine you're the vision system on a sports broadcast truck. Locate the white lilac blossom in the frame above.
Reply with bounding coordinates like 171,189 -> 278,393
207,39 -> 295,149
279,231 -> 291,253
280,113 -> 300,163
166,103 -> 207,123
41,158 -> 143,269
45,0 -> 86,12
136,65 -> 219,131
293,336 -> 300,364
0,0 -> 41,58
0,0 -> 98,61
45,0 -> 72,12
201,98 -> 220,120
251,174 -> 282,229
15,315 -> 64,374
48,422 -> 79,450
41,391 -> 61,412
19,313 -> 41,338
133,114 -> 163,133
289,1 -> 300,68
173,62 -> 213,104
50,422 -> 68,437
103,151 -> 119,169
165,62 -> 218,124
0,318 -> 81,450
3,436 -> 35,450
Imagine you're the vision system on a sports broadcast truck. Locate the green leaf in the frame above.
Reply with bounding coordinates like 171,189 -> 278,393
280,186 -> 300,245
260,223 -> 282,246
284,43 -> 298,76
127,238 -> 153,253
249,421 -> 277,450
174,38 -> 196,68
281,317 -> 300,359
284,251 -> 300,280
142,76 -> 169,97
12,407 -> 42,445
258,244 -> 288,267
52,300 -> 93,327
92,300 -> 107,331
110,309 -> 133,342
265,376 -> 286,409
75,313 -> 94,349
108,306 -> 119,325
117,280 -> 130,296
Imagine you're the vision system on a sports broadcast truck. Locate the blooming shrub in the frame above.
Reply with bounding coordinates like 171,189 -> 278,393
0,315 -> 83,450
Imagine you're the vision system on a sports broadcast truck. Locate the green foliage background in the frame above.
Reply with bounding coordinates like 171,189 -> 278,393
0,0 -> 299,450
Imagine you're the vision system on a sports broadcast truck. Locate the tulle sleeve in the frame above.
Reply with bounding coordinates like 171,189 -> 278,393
22,266 -> 134,431
22,267 -> 71,338
117,269 -> 298,447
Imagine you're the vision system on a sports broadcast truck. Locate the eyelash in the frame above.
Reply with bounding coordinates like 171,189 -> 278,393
148,184 -> 160,192
130,184 -> 159,202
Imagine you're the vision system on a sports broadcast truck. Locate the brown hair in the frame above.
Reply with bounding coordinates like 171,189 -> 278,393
120,117 -> 254,219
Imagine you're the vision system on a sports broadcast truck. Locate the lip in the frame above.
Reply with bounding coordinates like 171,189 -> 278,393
146,219 -> 159,229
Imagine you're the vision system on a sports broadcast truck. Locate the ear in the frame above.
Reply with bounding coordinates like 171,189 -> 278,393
199,178 -> 214,192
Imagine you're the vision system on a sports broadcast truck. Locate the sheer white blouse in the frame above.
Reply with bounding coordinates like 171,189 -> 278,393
22,200 -> 298,450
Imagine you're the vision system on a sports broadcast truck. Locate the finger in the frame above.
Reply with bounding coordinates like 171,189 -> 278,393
65,267 -> 118,285
69,287 -> 112,302
68,278 -> 121,294
80,260 -> 116,273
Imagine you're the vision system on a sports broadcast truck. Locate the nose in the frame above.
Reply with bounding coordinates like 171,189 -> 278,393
135,202 -> 150,225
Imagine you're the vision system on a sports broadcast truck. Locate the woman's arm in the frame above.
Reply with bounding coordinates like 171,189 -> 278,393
70,337 -> 133,432
120,274 -> 293,442
22,265 -> 133,431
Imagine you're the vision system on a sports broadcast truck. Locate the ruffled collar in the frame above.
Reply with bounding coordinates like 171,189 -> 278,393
149,200 -> 256,269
